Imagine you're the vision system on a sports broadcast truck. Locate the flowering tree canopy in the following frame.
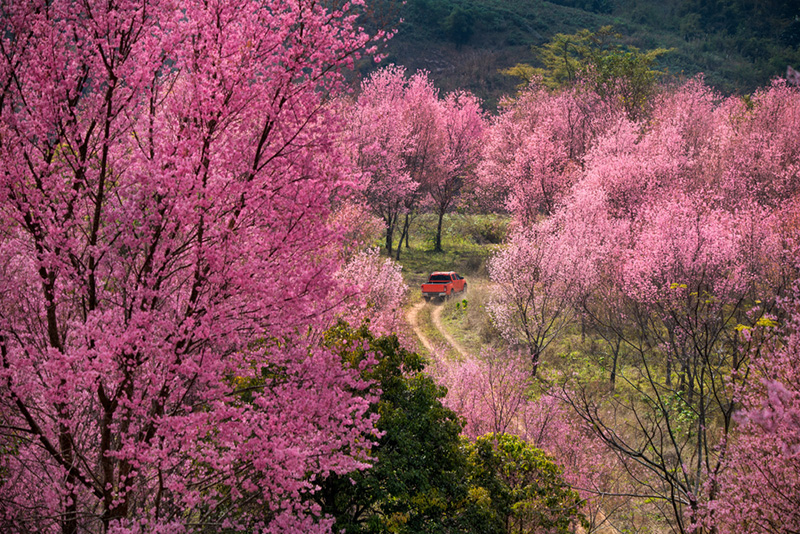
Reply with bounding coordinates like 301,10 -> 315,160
348,66 -> 420,257
350,66 -> 485,255
706,269 -> 800,534
0,0 -> 384,532
480,77 -> 799,533
478,84 -> 620,225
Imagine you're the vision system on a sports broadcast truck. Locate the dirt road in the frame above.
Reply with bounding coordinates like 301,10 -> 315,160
405,300 -> 435,354
430,301 -> 471,359
405,298 -> 471,359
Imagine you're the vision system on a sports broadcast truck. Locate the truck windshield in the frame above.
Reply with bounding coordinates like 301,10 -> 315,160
429,274 -> 452,282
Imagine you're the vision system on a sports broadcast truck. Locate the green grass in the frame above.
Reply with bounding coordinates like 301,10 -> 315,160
386,212 -> 507,357
438,284 -> 506,357
388,212 -> 508,288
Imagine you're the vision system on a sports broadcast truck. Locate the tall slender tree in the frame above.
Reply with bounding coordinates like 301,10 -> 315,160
488,223 -> 581,375
427,91 -> 485,253
709,274 -> 800,533
351,67 -> 484,257
349,66 -> 419,258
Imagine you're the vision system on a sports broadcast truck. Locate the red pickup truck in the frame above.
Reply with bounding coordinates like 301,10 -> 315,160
421,271 -> 467,301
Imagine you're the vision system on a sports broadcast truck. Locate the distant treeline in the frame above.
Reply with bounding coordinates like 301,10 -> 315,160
376,0 -> 800,97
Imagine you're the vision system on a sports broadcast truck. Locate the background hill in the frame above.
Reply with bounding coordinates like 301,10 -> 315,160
363,0 -> 800,108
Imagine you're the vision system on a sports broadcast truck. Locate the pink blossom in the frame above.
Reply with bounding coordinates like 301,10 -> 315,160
0,0 -> 384,531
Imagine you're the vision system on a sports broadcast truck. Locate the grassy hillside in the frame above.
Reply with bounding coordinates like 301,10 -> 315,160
363,0 -> 800,108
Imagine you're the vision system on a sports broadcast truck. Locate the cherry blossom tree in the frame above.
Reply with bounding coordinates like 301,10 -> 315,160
519,77 -> 800,533
350,67 -> 485,257
580,77 -> 800,220
453,74 -> 800,534
552,183 -> 631,384
704,260 -> 800,534
477,84 -> 620,225
433,348 -> 530,438
560,192 -> 790,533
717,79 -> 800,210
488,222 -> 582,375
348,66 -> 419,258
395,70 -> 442,257
578,79 -> 723,220
562,187 -> 790,527
0,0 -> 384,532
329,201 -> 386,261
427,91 -> 485,252
432,347 -> 624,533
335,248 -> 408,337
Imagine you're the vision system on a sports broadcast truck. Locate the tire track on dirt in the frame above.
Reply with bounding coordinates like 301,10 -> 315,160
405,297 -> 471,359
430,301 -> 471,359
405,301 -> 435,355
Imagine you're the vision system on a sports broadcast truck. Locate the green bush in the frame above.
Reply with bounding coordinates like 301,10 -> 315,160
464,433 -> 585,534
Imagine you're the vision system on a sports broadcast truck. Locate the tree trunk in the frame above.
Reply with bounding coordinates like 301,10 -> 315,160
666,355 -> 673,387
385,223 -> 394,258
56,406 -> 78,534
396,215 -> 411,261
610,353 -> 617,386
530,345 -> 540,377
580,316 -> 586,343
403,212 -> 411,249
610,338 -> 620,387
434,208 -> 444,253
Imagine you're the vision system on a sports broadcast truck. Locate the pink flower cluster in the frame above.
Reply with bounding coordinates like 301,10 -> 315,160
0,0 -> 387,532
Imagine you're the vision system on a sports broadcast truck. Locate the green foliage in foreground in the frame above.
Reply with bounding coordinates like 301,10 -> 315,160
319,322 -> 467,533
316,322 -> 583,533
466,434 -> 585,534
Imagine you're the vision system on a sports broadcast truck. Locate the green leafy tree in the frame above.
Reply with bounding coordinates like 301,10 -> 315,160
464,434 -> 584,534
504,26 -> 670,119
443,6 -> 475,46
316,322 -> 469,534
315,325 -> 584,534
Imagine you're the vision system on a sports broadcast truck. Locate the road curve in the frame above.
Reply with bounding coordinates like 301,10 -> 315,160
405,297 -> 471,359
405,300 -> 436,354
430,301 -> 471,359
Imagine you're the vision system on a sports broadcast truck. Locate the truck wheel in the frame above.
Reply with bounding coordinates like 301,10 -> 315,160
462,283 -> 468,294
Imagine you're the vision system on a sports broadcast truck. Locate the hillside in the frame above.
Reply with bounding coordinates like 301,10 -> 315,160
364,0 -> 800,107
